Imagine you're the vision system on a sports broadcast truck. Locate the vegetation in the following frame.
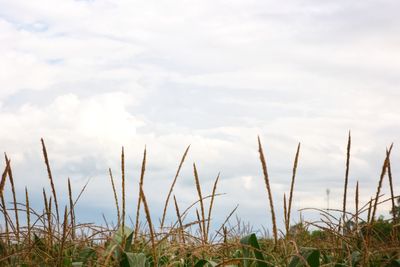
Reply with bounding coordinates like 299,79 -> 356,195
0,135 -> 399,266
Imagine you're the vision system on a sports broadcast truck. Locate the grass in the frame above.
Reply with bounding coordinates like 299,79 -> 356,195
0,136 -> 399,266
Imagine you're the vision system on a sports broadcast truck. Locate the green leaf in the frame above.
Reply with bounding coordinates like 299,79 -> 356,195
120,252 -> 147,267
321,252 -> 332,264
388,259 -> 400,267
240,233 -> 270,267
33,234 -> 46,251
113,226 -> 134,246
104,226 -> 134,261
77,247 -> 96,263
351,251 -> 361,267
194,259 -> 218,267
289,247 -> 320,267
63,258 -> 72,266
124,230 -> 134,252
306,249 -> 320,267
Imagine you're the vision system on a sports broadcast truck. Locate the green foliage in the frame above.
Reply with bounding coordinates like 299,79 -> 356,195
288,248 -> 320,267
193,259 -> 218,267
121,252 -> 147,267
240,233 -> 271,267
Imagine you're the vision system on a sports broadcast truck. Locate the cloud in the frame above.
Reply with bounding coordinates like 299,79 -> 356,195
0,0 -> 399,230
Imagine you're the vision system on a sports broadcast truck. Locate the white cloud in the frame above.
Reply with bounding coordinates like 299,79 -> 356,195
0,0 -> 399,229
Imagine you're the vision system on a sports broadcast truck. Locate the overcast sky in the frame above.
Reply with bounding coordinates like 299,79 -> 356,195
1,0 -> 400,233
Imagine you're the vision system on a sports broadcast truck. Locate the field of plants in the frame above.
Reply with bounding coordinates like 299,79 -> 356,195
0,135 -> 399,266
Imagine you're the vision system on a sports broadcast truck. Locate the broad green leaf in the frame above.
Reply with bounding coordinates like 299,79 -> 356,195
104,226 -> 134,261
289,247 -> 320,267
120,252 -> 147,267
240,234 -> 270,267
113,226 -> 134,245
288,254 -> 301,267
306,249 -> 320,267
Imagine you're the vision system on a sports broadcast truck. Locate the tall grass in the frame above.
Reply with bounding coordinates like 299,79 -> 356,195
341,132 -> 351,231
0,136 -> 399,266
286,142 -> 300,237
257,136 -> 278,247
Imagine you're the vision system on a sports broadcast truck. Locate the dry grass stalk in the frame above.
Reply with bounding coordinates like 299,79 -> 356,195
284,193 -> 288,236
72,178 -> 91,208
108,168 -> 120,227
59,206 -> 68,265
1,194 -> 10,245
342,132 -> 351,228
386,149 -> 396,223
43,189 -> 52,247
386,148 -> 398,241
206,173 -> 220,242
41,138 -> 60,223
48,197 -> 54,250
364,197 -> 373,265
223,226 -> 228,244
367,197 -> 372,224
257,136 -> 278,246
355,181 -> 359,232
121,146 -> 125,237
0,159 -> 10,195
161,145 -> 190,229
67,178 -> 75,240
62,206 -> 68,239
4,154 -> 20,242
25,187 -> 31,246
371,144 -> 393,222
193,163 -> 207,243
173,195 -> 185,244
0,158 -> 10,246
134,147 -> 146,243
287,142 -> 300,236
139,186 -> 157,266
195,209 -> 203,242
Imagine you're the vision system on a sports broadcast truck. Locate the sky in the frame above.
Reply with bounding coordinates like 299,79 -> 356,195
0,0 -> 400,234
